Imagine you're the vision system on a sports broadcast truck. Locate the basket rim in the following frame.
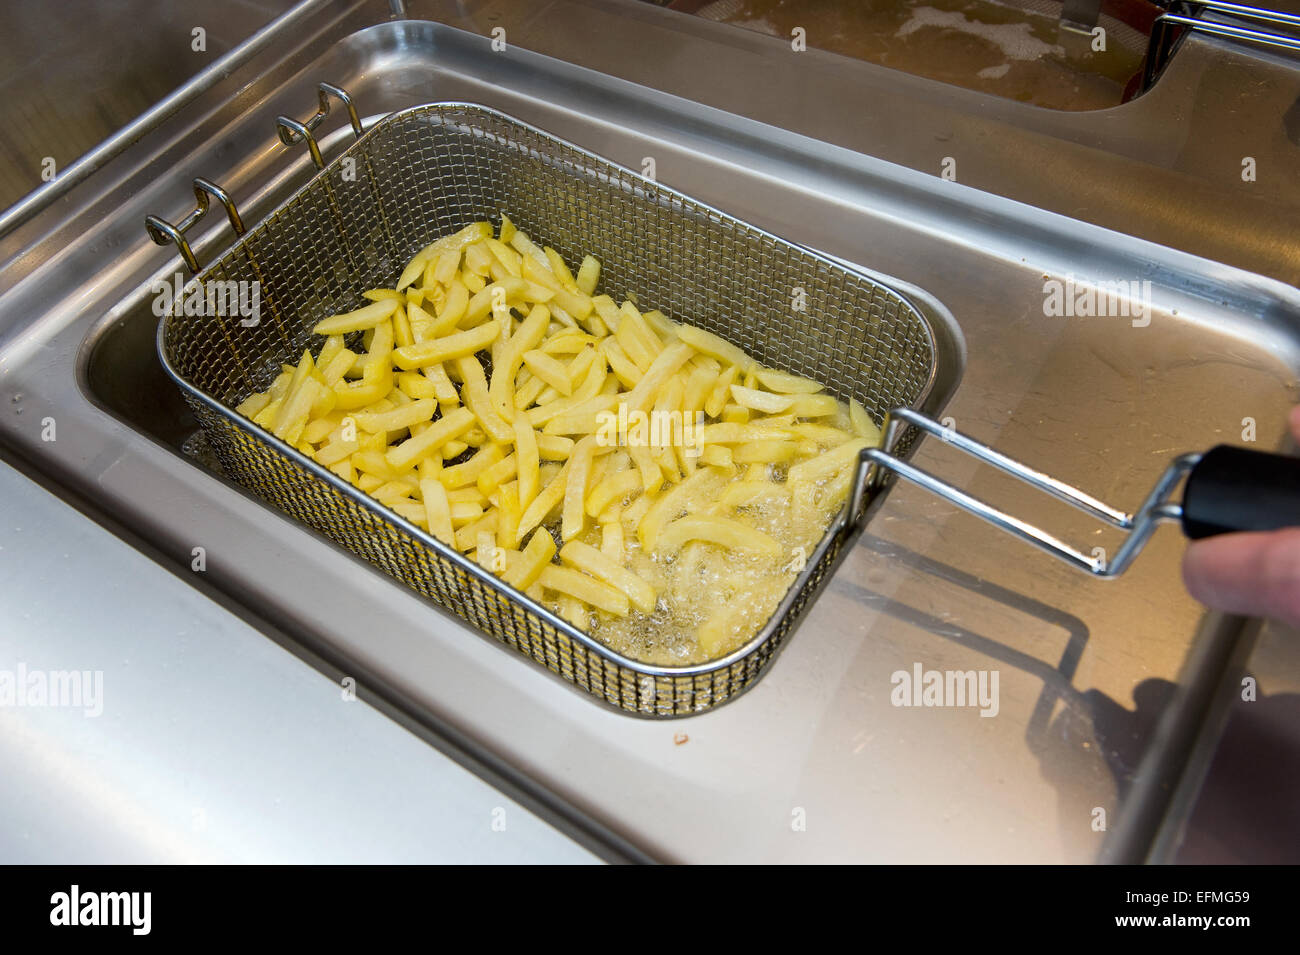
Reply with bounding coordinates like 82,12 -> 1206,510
156,98 -> 940,679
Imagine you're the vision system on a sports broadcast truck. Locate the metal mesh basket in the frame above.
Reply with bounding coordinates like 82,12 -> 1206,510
159,102 -> 937,716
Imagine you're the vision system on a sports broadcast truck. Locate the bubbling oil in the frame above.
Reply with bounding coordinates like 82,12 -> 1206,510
538,407 -> 860,665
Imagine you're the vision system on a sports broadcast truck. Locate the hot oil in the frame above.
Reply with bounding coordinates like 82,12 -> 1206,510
555,429 -> 854,666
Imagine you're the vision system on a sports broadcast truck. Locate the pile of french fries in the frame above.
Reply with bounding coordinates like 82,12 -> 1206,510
235,216 -> 881,662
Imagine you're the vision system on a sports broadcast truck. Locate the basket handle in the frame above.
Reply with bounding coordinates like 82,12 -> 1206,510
847,406 -> 1202,577
1180,443 -> 1300,539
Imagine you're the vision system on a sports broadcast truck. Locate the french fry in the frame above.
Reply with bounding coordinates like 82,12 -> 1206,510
561,435 -> 599,541
513,415 -> 540,512
392,322 -> 499,369
849,398 -> 881,443
575,255 -> 600,295
637,467 -> 722,549
488,303 -> 551,417
420,467 -> 455,545
497,481 -> 522,550
754,367 -> 823,394
600,521 -> 624,564
312,298 -> 398,336
386,406 -> 476,470
536,433 -> 574,462
560,541 -> 656,614
353,398 -> 437,434
539,565 -> 629,616
676,323 -> 752,372
704,364 -> 740,418
586,468 -> 642,518
441,442 -> 505,489
654,514 -> 781,558
476,453 -> 517,496
730,383 -> 796,414
517,458 -> 569,540
521,350 -> 572,396
454,355 -> 514,443
503,529 -> 556,590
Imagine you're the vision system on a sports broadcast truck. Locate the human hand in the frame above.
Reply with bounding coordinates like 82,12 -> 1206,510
1182,407 -> 1300,628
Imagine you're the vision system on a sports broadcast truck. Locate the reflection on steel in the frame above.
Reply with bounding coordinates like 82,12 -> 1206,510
0,0 -> 336,240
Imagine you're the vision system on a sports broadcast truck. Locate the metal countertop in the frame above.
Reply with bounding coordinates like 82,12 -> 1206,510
0,460 -> 596,862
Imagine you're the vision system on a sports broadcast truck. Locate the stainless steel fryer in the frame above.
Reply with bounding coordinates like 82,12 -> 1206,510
154,94 -> 939,717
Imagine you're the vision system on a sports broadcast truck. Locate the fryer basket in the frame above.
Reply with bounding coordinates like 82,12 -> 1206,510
159,102 -> 937,716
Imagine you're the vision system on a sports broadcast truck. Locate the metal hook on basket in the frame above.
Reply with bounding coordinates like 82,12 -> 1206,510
144,177 -> 246,273
275,82 -> 363,170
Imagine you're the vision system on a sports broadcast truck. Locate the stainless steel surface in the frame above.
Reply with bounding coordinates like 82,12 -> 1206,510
0,0 -> 312,237
478,0 -> 1300,287
161,99 -> 943,715
1163,617 -> 1300,862
0,461 -> 598,863
1,1 -> 1298,861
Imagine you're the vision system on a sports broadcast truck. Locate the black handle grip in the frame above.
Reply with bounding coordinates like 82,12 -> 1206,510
1181,444 -> 1300,539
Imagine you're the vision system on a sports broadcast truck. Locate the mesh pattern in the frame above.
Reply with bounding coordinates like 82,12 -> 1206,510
160,103 -> 937,716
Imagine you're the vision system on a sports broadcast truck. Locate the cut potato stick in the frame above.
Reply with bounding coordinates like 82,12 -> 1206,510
521,350 -> 572,396
637,467 -> 721,549
516,458 -> 570,540
787,437 -> 870,488
454,355 -> 514,443
488,303 -> 551,417
539,565 -> 629,616
754,367 -> 824,394
730,384 -> 796,414
849,398 -> 881,443
585,468 -> 642,518
600,520 -> 624,564
502,528 -> 557,590
386,407 -> 476,470
392,322 -> 499,369
353,398 -> 436,434
677,323 -> 752,372
654,514 -> 781,558
440,442 -> 505,489
561,435 -> 599,541
513,415 -> 540,512
312,298 -> 398,336
560,541 -> 656,614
